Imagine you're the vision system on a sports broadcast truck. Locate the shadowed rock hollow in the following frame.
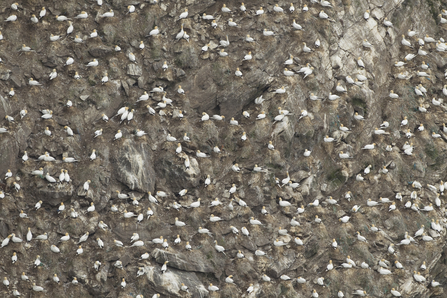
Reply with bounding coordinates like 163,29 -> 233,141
1,0 -> 447,297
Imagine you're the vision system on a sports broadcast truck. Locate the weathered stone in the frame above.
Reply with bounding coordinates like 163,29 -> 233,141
152,248 -> 215,273
112,139 -> 155,192
88,45 -> 113,58
127,63 -> 142,76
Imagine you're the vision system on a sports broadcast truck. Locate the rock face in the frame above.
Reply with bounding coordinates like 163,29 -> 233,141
1,0 -> 447,298
112,139 -> 155,192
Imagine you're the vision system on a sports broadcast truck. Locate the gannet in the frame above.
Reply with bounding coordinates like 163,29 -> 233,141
112,239 -> 124,248
380,17 -> 393,27
431,280 -> 441,287
30,14 -> 39,23
329,238 -> 338,250
210,214 -> 222,222
212,240 -> 226,255
263,28 -> 274,36
362,143 -> 375,150
100,10 -> 114,18
225,225 -> 238,235
325,260 -> 333,271
127,5 -> 135,13
5,15 -> 17,22
36,233 -> 48,240
78,232 -> 89,244
55,15 -> 70,21
319,10 -> 329,19
219,49 -> 228,57
32,283 -> 44,292
175,8 -> 189,21
237,198 -> 247,207
228,18 -> 237,27
395,61 -> 407,67
257,205 -> 269,216
273,238 -> 286,246
234,67 -> 243,78
339,151 -> 352,159
148,26 -> 160,37
424,34 -> 436,43
34,255 -> 41,267
363,9 -> 369,20
237,250 -> 245,259
355,57 -> 365,68
86,59 -> 98,67
87,202 -> 96,212
418,104 -> 427,112
196,150 -> 209,158
202,13 -> 214,20
172,216 -> 186,227
64,57 -> 75,67
74,36 -> 83,44
51,244 -> 60,253
111,129 -> 123,141
218,36 -> 230,49
208,283 -> 220,292
61,170 -> 69,183
289,180 -> 300,188
65,99 -> 73,108
232,163 -> 241,172
300,66 -> 314,78
279,197 -> 292,207
302,42 -> 312,53
267,141 -> 275,151
413,271 -> 426,283
34,200 -> 43,211
336,82 -> 347,92
75,11 -> 88,19
377,267 -> 391,275
64,126 -> 74,136
43,127 -> 52,136
327,92 -> 340,101
20,272 -> 29,282
19,210 -> 28,218
404,53 -> 417,61
29,78 -> 41,86
432,97 -> 442,106
254,6 -> 264,15
11,252 -> 17,263
339,215 -> 351,223
418,46 -> 428,56
95,221 -> 108,232
393,260 -> 404,269
112,261 -> 124,271
280,275 -> 291,281
245,34 -> 254,42
362,39 -> 372,48
422,233 -> 434,241
132,239 -> 144,247
290,19 -> 304,31
56,202 -> 65,214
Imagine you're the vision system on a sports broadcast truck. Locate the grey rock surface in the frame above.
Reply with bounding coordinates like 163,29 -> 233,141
0,0 -> 447,298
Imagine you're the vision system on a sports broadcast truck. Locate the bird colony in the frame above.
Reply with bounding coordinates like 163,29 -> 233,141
1,0 -> 447,297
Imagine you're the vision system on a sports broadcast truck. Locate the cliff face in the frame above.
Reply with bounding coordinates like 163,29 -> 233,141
1,0 -> 447,297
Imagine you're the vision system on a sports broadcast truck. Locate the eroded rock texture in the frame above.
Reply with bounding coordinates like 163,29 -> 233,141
0,0 -> 447,297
